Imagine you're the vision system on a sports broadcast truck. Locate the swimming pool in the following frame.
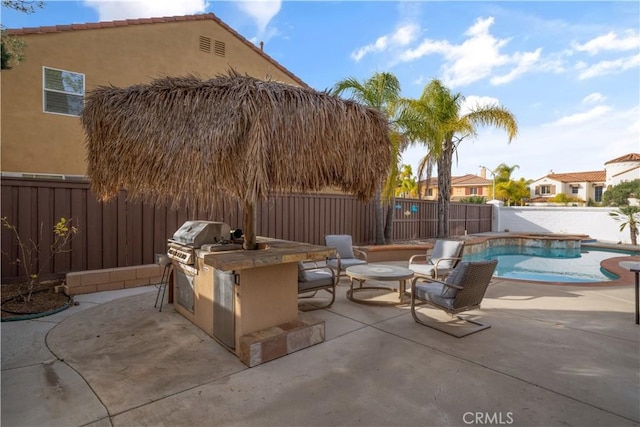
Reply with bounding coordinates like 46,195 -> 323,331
463,245 -> 637,283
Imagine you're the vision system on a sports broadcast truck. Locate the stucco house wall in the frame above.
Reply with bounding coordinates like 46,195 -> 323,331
529,177 -> 561,198
418,175 -> 491,201
605,154 -> 640,187
1,14 -> 306,176
529,172 -> 606,204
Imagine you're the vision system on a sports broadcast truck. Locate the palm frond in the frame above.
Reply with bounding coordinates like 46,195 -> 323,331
463,106 -> 519,142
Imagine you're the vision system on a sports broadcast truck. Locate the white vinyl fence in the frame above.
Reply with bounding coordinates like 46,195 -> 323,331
489,204 -> 635,244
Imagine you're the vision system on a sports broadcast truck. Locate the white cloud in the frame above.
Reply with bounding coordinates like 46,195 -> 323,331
400,38 -> 450,62
491,48 -> 542,85
582,93 -> 606,104
399,17 -> 542,88
352,35 -> 390,62
84,0 -> 208,20
577,54 -> 640,79
572,30 -> 640,55
548,105 -> 612,127
460,95 -> 501,116
439,17 -> 512,87
392,24 -> 419,45
236,0 -> 281,34
351,24 -> 419,62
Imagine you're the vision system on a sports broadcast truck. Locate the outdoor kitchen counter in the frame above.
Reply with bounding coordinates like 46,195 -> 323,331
172,237 -> 335,365
199,237 -> 336,271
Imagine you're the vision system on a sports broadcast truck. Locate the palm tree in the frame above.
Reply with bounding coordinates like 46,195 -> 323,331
396,164 -> 418,198
416,152 -> 436,199
332,72 -> 403,244
494,163 -> 519,186
401,79 -> 518,237
492,163 -> 530,204
496,178 -> 531,206
609,206 -> 640,245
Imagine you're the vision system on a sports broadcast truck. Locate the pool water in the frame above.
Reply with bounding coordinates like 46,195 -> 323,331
463,245 -> 635,283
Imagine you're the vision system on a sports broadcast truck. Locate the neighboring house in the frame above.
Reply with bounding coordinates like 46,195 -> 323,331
528,153 -> 639,205
1,13 -> 307,177
418,173 -> 492,201
604,153 -> 640,187
529,171 -> 606,204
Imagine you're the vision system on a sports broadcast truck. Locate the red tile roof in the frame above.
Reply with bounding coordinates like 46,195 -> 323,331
546,170 -> 606,182
451,174 -> 492,186
419,174 -> 491,186
7,13 -> 308,88
605,153 -> 640,164
8,14 -> 213,35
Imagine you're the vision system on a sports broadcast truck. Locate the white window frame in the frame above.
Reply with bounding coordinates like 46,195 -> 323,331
594,186 -> 604,202
540,185 -> 552,195
43,66 -> 85,117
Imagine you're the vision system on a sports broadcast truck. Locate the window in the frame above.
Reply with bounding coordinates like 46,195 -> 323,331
571,186 -> 579,194
43,67 -> 84,117
539,185 -> 553,195
594,186 -> 603,202
469,187 -> 478,195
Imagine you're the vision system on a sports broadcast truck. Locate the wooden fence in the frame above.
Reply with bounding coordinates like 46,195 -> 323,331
1,177 -> 492,280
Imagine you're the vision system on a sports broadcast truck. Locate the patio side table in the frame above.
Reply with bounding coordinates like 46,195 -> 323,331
634,266 -> 639,325
346,264 -> 414,306
619,261 -> 640,325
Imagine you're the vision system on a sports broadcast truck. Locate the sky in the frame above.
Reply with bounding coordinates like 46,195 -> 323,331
2,0 -> 639,182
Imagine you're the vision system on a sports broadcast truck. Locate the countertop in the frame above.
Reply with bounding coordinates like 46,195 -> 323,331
200,237 -> 335,271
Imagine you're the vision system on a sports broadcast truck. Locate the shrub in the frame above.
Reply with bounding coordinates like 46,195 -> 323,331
1,217 -> 79,301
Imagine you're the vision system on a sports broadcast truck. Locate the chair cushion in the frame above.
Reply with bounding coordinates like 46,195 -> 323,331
325,235 -> 354,259
298,261 -> 306,281
409,263 -> 437,278
327,257 -> 367,271
431,240 -> 463,270
298,269 -> 334,292
440,262 -> 469,298
414,283 -> 455,309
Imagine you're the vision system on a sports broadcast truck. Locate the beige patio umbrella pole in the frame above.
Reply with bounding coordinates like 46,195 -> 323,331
81,71 -> 392,249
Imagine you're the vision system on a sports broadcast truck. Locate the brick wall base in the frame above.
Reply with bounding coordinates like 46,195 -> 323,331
239,313 -> 325,367
356,244 -> 431,263
65,264 -> 164,295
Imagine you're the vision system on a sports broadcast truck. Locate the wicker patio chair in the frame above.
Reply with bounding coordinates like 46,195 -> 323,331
408,239 -> 464,279
410,259 -> 498,337
298,261 -> 337,311
324,234 -> 367,283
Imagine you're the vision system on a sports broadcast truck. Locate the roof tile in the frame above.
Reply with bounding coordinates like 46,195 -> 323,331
546,170 -> 606,182
605,153 -> 640,164
419,174 -> 492,186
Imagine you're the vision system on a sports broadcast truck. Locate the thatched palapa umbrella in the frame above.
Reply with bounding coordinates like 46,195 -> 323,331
81,71 -> 392,249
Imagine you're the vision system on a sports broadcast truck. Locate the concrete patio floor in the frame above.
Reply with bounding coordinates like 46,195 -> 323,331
2,266 -> 639,427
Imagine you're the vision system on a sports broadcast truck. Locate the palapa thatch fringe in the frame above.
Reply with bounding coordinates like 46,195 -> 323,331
82,71 -> 392,209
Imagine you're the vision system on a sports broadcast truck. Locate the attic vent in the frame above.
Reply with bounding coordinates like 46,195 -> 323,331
199,36 -> 211,53
214,40 -> 225,57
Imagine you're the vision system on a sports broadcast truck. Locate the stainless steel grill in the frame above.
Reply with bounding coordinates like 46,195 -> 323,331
167,220 -> 241,349
167,221 -> 241,265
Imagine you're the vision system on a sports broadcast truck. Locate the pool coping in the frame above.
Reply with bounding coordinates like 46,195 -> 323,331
357,233 -> 640,287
